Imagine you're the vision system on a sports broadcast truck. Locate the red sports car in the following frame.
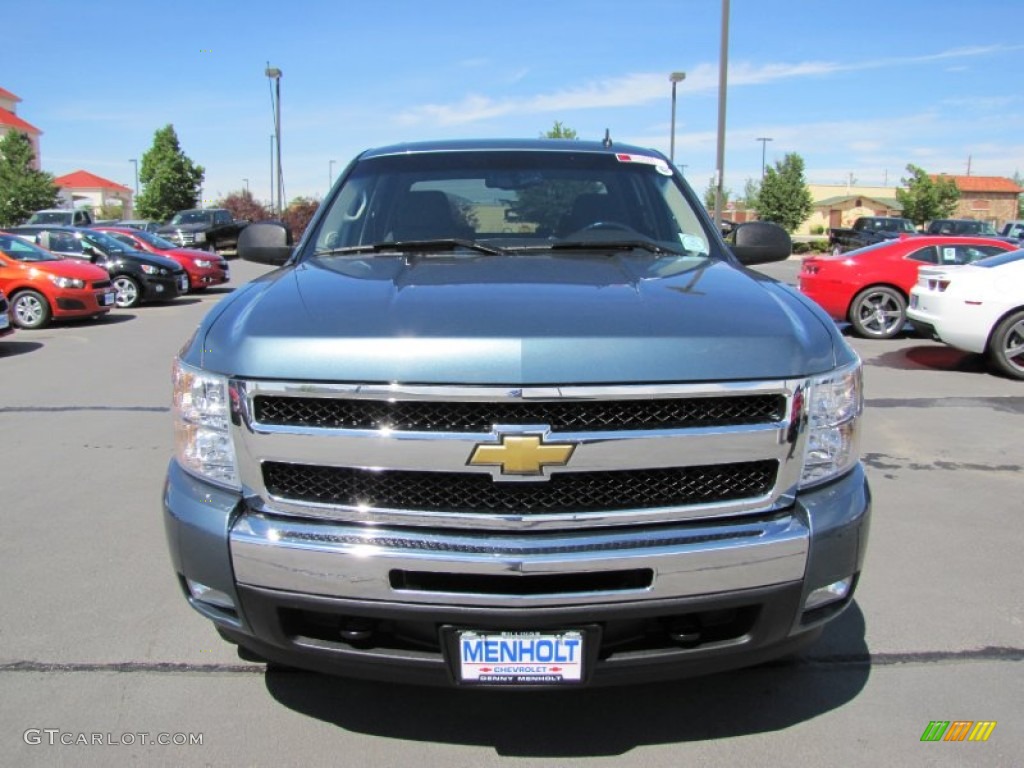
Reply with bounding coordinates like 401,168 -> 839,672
92,226 -> 230,293
0,232 -> 115,329
798,236 -> 1016,338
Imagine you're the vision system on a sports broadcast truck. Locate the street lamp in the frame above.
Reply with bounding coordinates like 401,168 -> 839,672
756,137 -> 773,178
329,159 -> 336,189
243,178 -> 250,194
713,0 -> 731,230
668,71 -> 686,164
265,64 -> 283,216
269,134 -> 275,214
129,158 -> 138,197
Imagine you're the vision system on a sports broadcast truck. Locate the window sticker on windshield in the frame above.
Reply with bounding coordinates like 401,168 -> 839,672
941,247 -> 957,263
615,153 -> 673,175
680,234 -> 709,254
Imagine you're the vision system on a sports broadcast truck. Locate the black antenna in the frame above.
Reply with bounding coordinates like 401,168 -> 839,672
602,129 -> 612,148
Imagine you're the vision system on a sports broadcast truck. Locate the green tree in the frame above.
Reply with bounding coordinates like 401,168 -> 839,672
543,121 -> 578,140
703,177 -> 732,210
757,153 -> 813,233
895,165 -> 959,227
135,125 -> 205,222
742,177 -> 761,210
0,131 -> 59,226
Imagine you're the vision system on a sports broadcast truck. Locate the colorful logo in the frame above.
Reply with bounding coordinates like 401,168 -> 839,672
920,721 -> 997,742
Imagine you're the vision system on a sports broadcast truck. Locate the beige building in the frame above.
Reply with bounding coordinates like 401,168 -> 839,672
54,170 -> 134,218
805,184 -> 902,235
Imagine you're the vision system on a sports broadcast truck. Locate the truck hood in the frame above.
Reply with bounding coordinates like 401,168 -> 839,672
197,253 -> 841,384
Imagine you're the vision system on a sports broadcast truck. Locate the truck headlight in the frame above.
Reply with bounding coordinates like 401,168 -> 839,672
48,274 -> 85,289
172,358 -> 240,489
799,359 -> 862,488
194,232 -> 207,243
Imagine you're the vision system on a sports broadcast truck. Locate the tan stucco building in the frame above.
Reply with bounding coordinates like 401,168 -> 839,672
54,170 -> 134,218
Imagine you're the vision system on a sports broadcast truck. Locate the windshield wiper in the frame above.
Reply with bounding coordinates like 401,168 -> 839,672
547,239 -> 686,255
315,239 -> 507,257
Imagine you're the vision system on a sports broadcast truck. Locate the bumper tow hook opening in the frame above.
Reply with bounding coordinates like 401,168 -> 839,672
339,618 -> 375,644
668,617 -> 702,648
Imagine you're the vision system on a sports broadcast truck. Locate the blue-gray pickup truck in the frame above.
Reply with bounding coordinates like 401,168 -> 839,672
164,139 -> 871,688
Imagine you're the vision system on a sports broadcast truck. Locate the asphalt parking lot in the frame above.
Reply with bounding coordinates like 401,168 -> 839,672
1,256 -> 1021,767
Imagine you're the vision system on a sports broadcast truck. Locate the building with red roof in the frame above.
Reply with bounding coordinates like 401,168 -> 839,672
931,174 -> 1023,228
54,170 -> 134,218
0,87 -> 43,169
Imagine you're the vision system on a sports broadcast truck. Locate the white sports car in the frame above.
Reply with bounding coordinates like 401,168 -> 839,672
908,249 -> 1024,379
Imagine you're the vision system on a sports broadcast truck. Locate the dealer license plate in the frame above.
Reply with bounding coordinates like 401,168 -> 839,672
178,275 -> 188,292
457,630 -> 584,685
100,291 -> 115,306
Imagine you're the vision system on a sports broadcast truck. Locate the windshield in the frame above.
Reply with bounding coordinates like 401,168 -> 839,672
81,230 -> 129,253
27,211 -> 71,225
171,211 -> 213,225
122,229 -> 176,250
870,219 -> 915,233
308,149 -> 713,259
0,233 -> 60,262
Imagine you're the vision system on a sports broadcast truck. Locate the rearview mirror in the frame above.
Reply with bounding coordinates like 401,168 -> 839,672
726,221 -> 792,265
238,221 -> 293,266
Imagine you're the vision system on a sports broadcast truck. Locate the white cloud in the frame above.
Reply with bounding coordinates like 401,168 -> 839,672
397,44 -> 1024,127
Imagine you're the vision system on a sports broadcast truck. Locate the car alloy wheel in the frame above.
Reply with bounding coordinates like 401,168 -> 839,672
12,289 -> 52,329
849,286 -> 906,339
988,310 -> 1024,380
113,276 -> 141,308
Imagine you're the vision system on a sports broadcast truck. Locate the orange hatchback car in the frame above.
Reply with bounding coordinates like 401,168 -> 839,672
0,232 -> 116,329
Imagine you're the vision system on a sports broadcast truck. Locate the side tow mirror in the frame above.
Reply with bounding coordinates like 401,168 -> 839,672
727,221 -> 792,265
238,221 -> 294,265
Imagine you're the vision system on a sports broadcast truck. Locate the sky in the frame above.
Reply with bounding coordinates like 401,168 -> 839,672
3,0 -> 1024,208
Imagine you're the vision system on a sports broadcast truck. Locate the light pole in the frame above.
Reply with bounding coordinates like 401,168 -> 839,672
329,159 -> 336,189
265,64 -> 283,215
756,137 -> 773,178
269,134 -> 275,215
713,0 -> 730,230
129,158 -> 138,197
669,71 -> 686,164
243,178 -> 250,195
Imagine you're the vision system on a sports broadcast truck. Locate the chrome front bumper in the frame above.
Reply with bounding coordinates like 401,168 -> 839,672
230,511 -> 809,608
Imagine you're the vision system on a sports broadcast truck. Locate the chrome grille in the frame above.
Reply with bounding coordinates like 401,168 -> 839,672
254,394 -> 785,432
236,380 -> 803,530
263,460 -> 778,513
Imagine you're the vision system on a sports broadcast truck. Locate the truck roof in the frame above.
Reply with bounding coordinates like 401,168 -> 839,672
361,138 -> 663,159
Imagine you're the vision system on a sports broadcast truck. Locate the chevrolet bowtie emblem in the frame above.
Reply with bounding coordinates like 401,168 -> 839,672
468,434 -> 576,476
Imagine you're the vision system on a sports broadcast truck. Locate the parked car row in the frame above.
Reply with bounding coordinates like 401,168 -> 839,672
798,235 -> 1024,379
0,224 -> 230,330
827,216 -> 1023,255
22,207 -> 250,254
